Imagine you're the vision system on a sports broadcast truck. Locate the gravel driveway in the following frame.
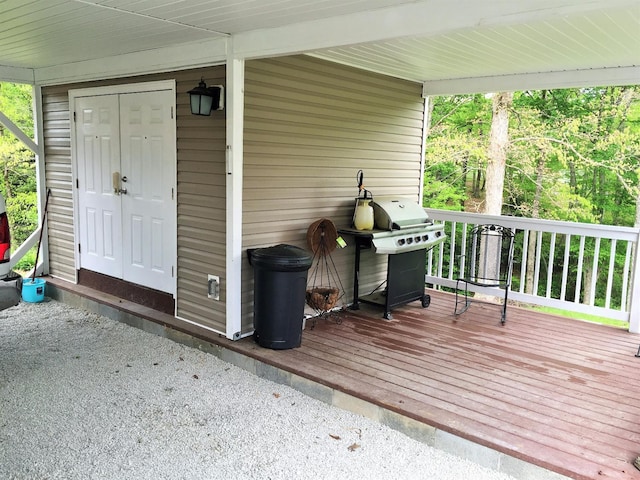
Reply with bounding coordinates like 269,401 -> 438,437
0,299 -> 520,480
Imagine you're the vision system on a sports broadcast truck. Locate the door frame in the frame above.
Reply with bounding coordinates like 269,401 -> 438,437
69,80 -> 177,295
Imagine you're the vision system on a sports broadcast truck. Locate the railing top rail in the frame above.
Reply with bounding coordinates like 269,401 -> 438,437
425,209 -> 640,241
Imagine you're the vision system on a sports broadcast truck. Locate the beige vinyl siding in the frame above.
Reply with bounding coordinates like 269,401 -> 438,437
41,67 -> 227,333
241,56 -> 425,333
42,87 -> 75,281
175,66 -> 227,332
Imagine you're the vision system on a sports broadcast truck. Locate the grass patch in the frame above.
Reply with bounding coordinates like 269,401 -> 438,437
530,305 -> 628,328
11,246 -> 37,276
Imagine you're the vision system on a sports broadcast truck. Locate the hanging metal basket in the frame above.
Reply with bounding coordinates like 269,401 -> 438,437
306,286 -> 340,311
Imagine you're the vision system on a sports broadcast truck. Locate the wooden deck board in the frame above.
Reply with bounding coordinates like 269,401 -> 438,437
302,328 -> 635,472
231,291 -> 640,480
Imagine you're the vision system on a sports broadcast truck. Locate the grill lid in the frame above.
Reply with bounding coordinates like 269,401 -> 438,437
372,196 -> 430,230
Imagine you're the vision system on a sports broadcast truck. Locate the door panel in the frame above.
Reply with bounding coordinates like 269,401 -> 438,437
75,95 -> 122,277
120,91 -> 176,293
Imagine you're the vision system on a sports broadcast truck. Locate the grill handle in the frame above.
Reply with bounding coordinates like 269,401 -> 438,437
391,221 -> 432,230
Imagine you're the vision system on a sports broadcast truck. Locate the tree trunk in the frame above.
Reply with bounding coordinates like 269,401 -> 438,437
461,153 -> 468,196
568,161 -> 577,190
477,92 -> 513,301
582,259 -> 594,306
525,155 -> 544,295
484,92 -> 513,215
473,168 -> 481,197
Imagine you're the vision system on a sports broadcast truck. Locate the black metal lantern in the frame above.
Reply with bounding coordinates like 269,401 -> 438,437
188,79 -> 223,116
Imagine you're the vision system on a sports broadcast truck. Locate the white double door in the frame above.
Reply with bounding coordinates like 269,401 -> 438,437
75,88 -> 176,294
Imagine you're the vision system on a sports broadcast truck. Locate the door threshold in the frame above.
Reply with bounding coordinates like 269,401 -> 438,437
77,269 -> 174,314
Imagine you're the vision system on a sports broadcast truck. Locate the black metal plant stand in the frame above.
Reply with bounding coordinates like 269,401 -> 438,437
305,219 -> 346,327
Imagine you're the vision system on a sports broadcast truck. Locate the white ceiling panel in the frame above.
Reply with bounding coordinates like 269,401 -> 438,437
311,5 -> 640,84
0,0 -> 637,91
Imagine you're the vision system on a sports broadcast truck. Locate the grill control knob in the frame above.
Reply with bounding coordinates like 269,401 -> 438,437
415,236 -> 421,243
406,238 -> 413,245
422,235 -> 429,241
397,238 -> 405,246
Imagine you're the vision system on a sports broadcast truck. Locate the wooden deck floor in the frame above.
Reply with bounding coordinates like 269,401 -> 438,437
229,290 -> 640,480
47,278 -> 640,480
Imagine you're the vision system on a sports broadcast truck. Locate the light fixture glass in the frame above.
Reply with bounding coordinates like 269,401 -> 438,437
188,79 -> 222,116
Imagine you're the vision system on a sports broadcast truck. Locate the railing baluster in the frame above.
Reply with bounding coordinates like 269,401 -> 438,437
459,223 -> 468,281
547,232 -> 556,298
575,236 -> 585,304
605,239 -> 616,309
561,234 -> 571,302
622,241 -> 632,311
437,228 -> 445,281
533,231 -> 542,296
589,237 -> 601,306
448,221 -> 457,280
520,229 -> 529,294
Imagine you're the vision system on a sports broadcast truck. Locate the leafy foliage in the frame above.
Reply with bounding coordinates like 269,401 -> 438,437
8,191 -> 38,245
0,82 -> 37,250
423,162 -> 466,210
425,86 -> 640,227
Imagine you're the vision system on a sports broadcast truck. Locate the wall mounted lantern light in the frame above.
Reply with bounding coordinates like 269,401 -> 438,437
188,79 -> 224,115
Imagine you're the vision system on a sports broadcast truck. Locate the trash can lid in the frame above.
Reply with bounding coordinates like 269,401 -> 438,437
250,244 -> 313,271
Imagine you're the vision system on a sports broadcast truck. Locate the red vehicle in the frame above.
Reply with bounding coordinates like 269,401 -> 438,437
0,193 -> 10,268
0,192 -> 20,309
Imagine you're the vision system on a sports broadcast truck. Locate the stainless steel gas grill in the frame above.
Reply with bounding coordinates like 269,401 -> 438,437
339,196 -> 446,319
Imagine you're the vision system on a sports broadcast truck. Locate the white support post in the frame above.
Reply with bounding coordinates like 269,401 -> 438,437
628,231 -> 640,334
225,47 -> 246,341
33,85 -> 49,275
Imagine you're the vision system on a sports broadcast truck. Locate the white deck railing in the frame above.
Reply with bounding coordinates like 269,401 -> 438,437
10,210 -> 640,333
424,209 -> 640,333
6,225 -> 45,278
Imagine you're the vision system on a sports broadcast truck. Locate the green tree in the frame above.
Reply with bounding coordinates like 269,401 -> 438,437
0,82 -> 37,247
424,94 -> 491,210
559,86 -> 640,226
507,89 -> 597,223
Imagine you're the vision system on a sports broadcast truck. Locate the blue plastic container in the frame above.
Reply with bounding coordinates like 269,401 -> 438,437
22,278 -> 46,303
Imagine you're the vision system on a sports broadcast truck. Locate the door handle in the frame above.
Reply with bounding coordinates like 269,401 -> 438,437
112,172 -> 120,194
112,172 -> 127,195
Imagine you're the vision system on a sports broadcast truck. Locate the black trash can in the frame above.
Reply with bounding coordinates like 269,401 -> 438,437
250,244 -> 313,349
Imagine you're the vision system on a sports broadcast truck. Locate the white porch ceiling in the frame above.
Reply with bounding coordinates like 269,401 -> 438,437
0,0 -> 638,93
